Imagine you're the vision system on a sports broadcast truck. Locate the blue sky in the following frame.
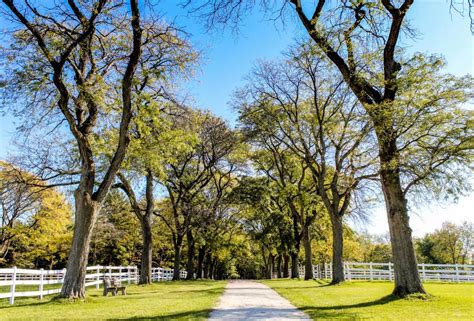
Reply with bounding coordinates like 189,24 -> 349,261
0,0 -> 472,236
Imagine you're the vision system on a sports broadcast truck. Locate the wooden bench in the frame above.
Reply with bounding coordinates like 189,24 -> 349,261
103,277 -> 126,296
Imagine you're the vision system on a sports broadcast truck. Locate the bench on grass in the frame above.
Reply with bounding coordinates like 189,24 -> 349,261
103,277 -> 126,296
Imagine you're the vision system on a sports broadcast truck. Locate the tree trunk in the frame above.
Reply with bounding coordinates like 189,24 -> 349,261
186,230 -> 195,280
290,252 -> 299,278
197,246 -> 205,279
267,253 -> 274,279
291,214 -> 301,279
380,135 -> 425,296
60,191 -> 100,298
303,224 -> 313,280
139,215 -> 153,284
381,170 -> 425,297
203,251 -> 211,279
331,214 -> 345,284
277,255 -> 283,278
210,258 -> 217,280
173,234 -> 183,280
283,254 -> 290,278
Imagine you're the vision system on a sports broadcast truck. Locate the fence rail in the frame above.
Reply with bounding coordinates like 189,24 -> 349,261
299,262 -> 474,282
0,265 -> 187,305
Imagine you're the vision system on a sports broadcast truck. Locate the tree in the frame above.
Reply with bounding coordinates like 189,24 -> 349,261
89,191 -> 142,267
0,162 -> 42,263
189,0 -> 473,295
156,110 -> 238,279
250,142 -> 321,279
0,0 -> 144,298
237,45 -> 378,283
417,221 -> 473,265
110,32 -> 197,283
0,162 -> 72,268
13,188 -> 72,269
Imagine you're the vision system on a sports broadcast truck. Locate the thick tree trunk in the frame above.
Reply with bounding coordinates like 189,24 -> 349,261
60,191 -> 100,298
197,246 -> 205,279
290,252 -> 299,278
173,234 -> 183,280
330,214 -> 345,284
303,224 -> 313,280
267,253 -> 274,279
380,159 -> 425,295
203,251 -> 211,279
209,258 -> 217,280
139,215 -> 153,284
277,255 -> 283,278
283,254 -> 290,278
291,214 -> 301,279
186,230 -> 195,280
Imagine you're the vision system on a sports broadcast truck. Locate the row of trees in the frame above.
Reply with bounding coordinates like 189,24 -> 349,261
0,0 -> 472,299
2,163 -> 471,275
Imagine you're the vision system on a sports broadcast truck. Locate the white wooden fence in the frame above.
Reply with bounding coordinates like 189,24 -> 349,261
299,262 -> 474,282
0,265 -> 187,305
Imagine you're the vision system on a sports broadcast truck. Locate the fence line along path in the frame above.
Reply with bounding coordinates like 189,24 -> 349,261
0,265 -> 187,305
303,262 -> 474,282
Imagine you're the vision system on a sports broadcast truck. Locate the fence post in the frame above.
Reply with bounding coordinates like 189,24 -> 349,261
10,266 -> 17,305
455,264 -> 459,282
95,266 -> 100,289
119,266 -> 122,282
369,262 -> 373,281
127,266 -> 131,284
388,263 -> 392,281
61,268 -> 66,286
421,264 -> 426,282
39,268 -> 44,300
135,266 -> 139,283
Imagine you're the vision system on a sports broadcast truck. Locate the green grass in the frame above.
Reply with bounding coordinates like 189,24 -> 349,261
262,279 -> 474,321
0,280 -> 226,320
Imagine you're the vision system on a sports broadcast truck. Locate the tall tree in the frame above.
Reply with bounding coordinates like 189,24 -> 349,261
156,110 -> 237,279
0,0 -> 144,298
237,47 -> 377,283
108,29 -> 197,284
190,0 -> 473,296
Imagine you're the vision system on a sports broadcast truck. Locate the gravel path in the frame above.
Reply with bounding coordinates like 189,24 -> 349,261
208,280 -> 312,321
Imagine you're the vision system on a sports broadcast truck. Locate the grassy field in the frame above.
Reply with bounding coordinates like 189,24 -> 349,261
262,279 -> 474,321
0,280 -> 226,320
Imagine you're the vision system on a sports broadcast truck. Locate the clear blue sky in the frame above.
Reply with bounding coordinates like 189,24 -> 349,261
0,0 -> 472,236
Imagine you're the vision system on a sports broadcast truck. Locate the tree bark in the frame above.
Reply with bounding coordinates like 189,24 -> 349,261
60,191 -> 100,298
173,233 -> 183,280
186,230 -> 195,280
380,141 -> 425,296
203,251 -> 211,279
303,224 -> 313,280
277,255 -> 283,278
290,252 -> 299,278
210,257 -> 217,280
283,254 -> 290,278
331,214 -> 345,284
139,214 -> 153,284
197,246 -> 205,279
267,253 -> 274,279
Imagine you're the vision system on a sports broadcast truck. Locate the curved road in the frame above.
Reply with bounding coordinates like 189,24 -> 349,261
208,280 -> 311,320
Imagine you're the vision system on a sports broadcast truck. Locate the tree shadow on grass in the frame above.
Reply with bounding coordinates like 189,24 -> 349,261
106,308 -> 213,320
297,294 -> 399,320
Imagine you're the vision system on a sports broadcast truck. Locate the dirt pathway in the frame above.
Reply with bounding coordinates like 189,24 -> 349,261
208,280 -> 311,320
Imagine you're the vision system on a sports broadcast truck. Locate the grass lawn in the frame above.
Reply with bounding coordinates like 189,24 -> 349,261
0,280 -> 226,320
262,279 -> 474,321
